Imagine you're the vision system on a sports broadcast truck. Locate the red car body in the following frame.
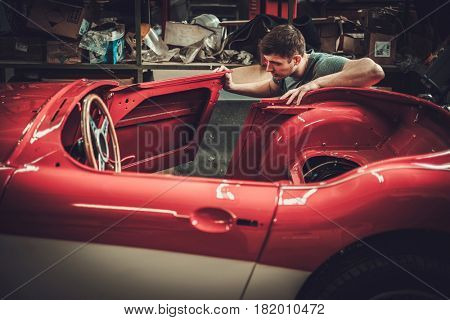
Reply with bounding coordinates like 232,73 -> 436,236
0,72 -> 449,299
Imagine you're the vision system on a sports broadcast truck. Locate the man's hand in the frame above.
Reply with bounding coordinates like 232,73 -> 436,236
213,65 -> 234,91
280,81 -> 321,105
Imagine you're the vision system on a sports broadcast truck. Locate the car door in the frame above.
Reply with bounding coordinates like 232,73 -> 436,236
107,72 -> 226,173
0,157 -> 278,300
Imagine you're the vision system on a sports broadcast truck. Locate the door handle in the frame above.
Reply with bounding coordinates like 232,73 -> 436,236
190,208 -> 235,233
236,218 -> 258,227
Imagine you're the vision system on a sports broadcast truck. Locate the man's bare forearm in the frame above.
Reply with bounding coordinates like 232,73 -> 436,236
227,79 -> 280,98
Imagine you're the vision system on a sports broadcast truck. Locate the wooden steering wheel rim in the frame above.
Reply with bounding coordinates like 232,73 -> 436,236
81,94 -> 121,173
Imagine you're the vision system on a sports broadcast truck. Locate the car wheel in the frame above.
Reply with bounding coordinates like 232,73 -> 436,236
297,238 -> 450,300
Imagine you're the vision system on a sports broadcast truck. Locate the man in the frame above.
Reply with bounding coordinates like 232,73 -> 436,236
216,24 -> 385,105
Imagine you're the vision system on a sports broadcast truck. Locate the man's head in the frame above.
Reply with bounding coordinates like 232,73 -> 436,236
260,24 -> 306,58
259,24 -> 306,80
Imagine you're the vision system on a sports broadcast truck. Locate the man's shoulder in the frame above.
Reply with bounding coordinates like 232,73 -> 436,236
310,50 -> 347,62
307,51 -> 349,78
311,51 -> 348,69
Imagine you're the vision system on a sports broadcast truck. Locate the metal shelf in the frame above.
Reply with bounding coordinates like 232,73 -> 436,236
0,0 -> 248,83
142,62 -> 242,70
0,61 -> 141,70
0,61 -> 242,70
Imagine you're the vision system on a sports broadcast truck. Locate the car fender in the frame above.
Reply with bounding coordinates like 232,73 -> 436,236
259,162 -> 450,272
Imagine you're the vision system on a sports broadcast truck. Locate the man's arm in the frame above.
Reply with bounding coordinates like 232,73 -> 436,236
282,58 -> 385,105
314,58 -> 385,88
214,65 -> 281,98
226,77 -> 281,98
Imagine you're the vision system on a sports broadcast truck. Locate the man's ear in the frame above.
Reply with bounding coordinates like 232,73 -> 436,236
293,55 -> 302,65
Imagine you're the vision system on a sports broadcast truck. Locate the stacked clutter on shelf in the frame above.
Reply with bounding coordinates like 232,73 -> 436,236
125,14 -> 253,65
2,0 -> 252,65
79,21 -> 126,64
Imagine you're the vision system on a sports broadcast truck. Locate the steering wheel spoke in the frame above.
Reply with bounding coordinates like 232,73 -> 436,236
98,153 -> 106,171
89,115 -> 98,136
100,118 -> 109,137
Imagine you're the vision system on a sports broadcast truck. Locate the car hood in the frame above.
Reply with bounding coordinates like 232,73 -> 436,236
1,74 -> 225,168
0,82 -> 68,163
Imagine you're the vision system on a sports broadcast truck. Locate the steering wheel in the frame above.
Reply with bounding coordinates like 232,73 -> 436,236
81,94 -> 121,173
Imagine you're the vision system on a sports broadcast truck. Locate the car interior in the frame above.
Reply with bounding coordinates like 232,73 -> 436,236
61,82 -> 450,185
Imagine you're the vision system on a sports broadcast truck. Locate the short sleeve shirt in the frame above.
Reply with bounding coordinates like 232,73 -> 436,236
276,51 -> 349,94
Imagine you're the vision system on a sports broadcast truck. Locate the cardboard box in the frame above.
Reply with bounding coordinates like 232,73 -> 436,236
164,22 -> 214,47
358,9 -> 398,35
0,37 -> 44,61
341,33 -> 366,57
47,40 -> 82,64
314,17 -> 341,53
369,33 -> 396,65
27,0 -> 87,39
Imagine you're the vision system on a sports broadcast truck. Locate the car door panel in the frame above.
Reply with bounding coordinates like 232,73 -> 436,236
0,166 -> 278,298
108,74 -> 223,174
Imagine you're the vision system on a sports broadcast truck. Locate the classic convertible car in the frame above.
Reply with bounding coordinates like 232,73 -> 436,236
0,72 -> 449,299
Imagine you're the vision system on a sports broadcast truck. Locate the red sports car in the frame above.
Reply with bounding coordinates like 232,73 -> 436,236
0,72 -> 449,299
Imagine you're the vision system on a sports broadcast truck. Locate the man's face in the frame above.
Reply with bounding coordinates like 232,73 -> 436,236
263,54 -> 299,80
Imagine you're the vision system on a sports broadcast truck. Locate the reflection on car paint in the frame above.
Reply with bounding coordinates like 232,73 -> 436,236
14,164 -> 39,173
216,183 -> 236,200
278,188 -> 318,206
370,170 -> 385,183
30,118 -> 65,144
413,162 -> 450,170
72,203 -> 186,218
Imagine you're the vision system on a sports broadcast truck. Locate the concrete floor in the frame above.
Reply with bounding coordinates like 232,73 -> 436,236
175,90 -> 259,177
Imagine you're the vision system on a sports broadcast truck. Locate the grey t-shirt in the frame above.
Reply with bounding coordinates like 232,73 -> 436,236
276,51 -> 348,94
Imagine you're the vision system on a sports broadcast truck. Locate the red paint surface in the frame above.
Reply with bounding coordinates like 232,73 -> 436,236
262,151 -> 450,270
227,88 -> 449,182
0,74 -> 449,272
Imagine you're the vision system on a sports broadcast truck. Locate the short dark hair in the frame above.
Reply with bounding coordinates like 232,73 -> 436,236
259,24 -> 306,59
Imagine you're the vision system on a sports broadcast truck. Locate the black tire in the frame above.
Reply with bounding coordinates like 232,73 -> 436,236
298,235 -> 450,300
